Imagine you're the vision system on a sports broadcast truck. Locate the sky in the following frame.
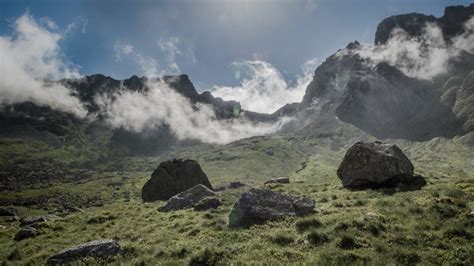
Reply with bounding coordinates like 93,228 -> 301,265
0,0 -> 472,92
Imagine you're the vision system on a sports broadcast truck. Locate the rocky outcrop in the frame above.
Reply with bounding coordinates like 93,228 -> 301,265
453,71 -> 474,132
14,226 -> 38,241
142,159 -> 213,202
375,13 -> 437,45
193,197 -> 221,211
47,239 -> 123,264
20,216 -> 47,227
229,188 -> 315,228
337,141 -> 415,188
0,207 -> 17,217
374,4 -> 474,45
158,184 -> 218,212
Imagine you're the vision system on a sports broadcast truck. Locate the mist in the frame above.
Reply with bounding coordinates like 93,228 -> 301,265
340,17 -> 474,80
0,14 -> 87,117
211,58 -> 318,114
96,78 -> 291,144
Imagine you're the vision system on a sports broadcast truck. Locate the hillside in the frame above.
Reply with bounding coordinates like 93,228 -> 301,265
0,3 -> 473,265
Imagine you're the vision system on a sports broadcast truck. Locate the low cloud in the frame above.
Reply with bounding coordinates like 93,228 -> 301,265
342,17 -> 474,80
211,58 -> 318,114
96,79 -> 290,144
0,14 -> 87,117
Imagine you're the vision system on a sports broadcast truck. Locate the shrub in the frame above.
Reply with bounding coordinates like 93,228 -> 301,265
189,249 -> 225,266
307,231 -> 329,246
391,250 -> 421,265
271,232 -> 294,246
337,234 -> 358,249
295,218 -> 323,232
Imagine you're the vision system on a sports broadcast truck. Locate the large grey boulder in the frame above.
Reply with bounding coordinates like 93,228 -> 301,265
47,239 -> 122,264
158,184 -> 217,212
142,159 -> 213,202
229,188 -> 315,228
337,141 -> 415,188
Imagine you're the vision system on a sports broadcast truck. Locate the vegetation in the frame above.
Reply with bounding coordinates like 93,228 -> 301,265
0,131 -> 473,264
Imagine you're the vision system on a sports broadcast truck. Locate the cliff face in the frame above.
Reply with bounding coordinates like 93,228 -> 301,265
374,4 -> 474,45
279,4 -> 474,141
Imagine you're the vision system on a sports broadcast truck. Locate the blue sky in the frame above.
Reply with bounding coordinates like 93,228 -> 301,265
1,0 -> 472,91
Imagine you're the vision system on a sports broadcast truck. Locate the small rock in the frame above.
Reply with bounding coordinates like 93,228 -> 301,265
229,188 -> 315,228
228,181 -> 246,189
264,177 -> 290,185
20,216 -> 47,227
47,239 -> 122,264
0,225 -> 7,229
215,181 -> 246,191
0,207 -> 17,217
158,184 -> 217,212
14,226 -> 38,241
265,150 -> 274,156
194,198 -> 221,211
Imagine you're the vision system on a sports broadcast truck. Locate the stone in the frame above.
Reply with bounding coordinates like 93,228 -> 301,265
194,197 -> 221,211
0,207 -> 17,217
264,177 -> 290,185
47,239 -> 122,264
337,141 -> 415,188
14,226 -> 38,241
158,184 -> 217,212
20,216 -> 47,227
229,188 -> 315,228
142,159 -> 213,202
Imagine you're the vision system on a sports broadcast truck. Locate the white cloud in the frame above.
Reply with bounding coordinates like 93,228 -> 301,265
211,58 -> 318,114
114,42 -> 159,77
158,37 -> 182,74
341,17 -> 474,80
65,16 -> 88,34
96,79 -> 290,144
0,14 -> 87,117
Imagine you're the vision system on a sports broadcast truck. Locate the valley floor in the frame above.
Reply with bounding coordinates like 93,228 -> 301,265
0,134 -> 473,265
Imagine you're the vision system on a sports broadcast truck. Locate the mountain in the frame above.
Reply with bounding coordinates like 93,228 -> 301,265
274,4 -> 474,143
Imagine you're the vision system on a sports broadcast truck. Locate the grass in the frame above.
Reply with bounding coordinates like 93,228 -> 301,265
0,132 -> 473,264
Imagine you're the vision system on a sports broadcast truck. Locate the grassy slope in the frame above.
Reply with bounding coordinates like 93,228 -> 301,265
0,131 -> 473,265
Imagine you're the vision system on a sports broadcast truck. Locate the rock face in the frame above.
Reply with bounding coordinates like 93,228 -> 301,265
193,197 -> 221,211
337,141 -> 415,188
374,4 -> 474,45
142,159 -> 213,202
158,184 -> 217,212
14,226 -> 38,241
229,188 -> 315,228
47,239 -> 122,264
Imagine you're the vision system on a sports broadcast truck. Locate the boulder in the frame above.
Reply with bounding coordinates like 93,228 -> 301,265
229,188 -> 315,228
158,184 -> 217,212
264,177 -> 290,185
47,239 -> 122,264
194,197 -> 221,211
337,141 -> 415,188
14,226 -> 38,241
20,216 -> 47,227
142,159 -> 213,202
0,207 -> 17,217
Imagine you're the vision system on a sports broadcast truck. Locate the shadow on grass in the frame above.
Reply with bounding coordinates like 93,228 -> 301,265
346,175 -> 427,195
